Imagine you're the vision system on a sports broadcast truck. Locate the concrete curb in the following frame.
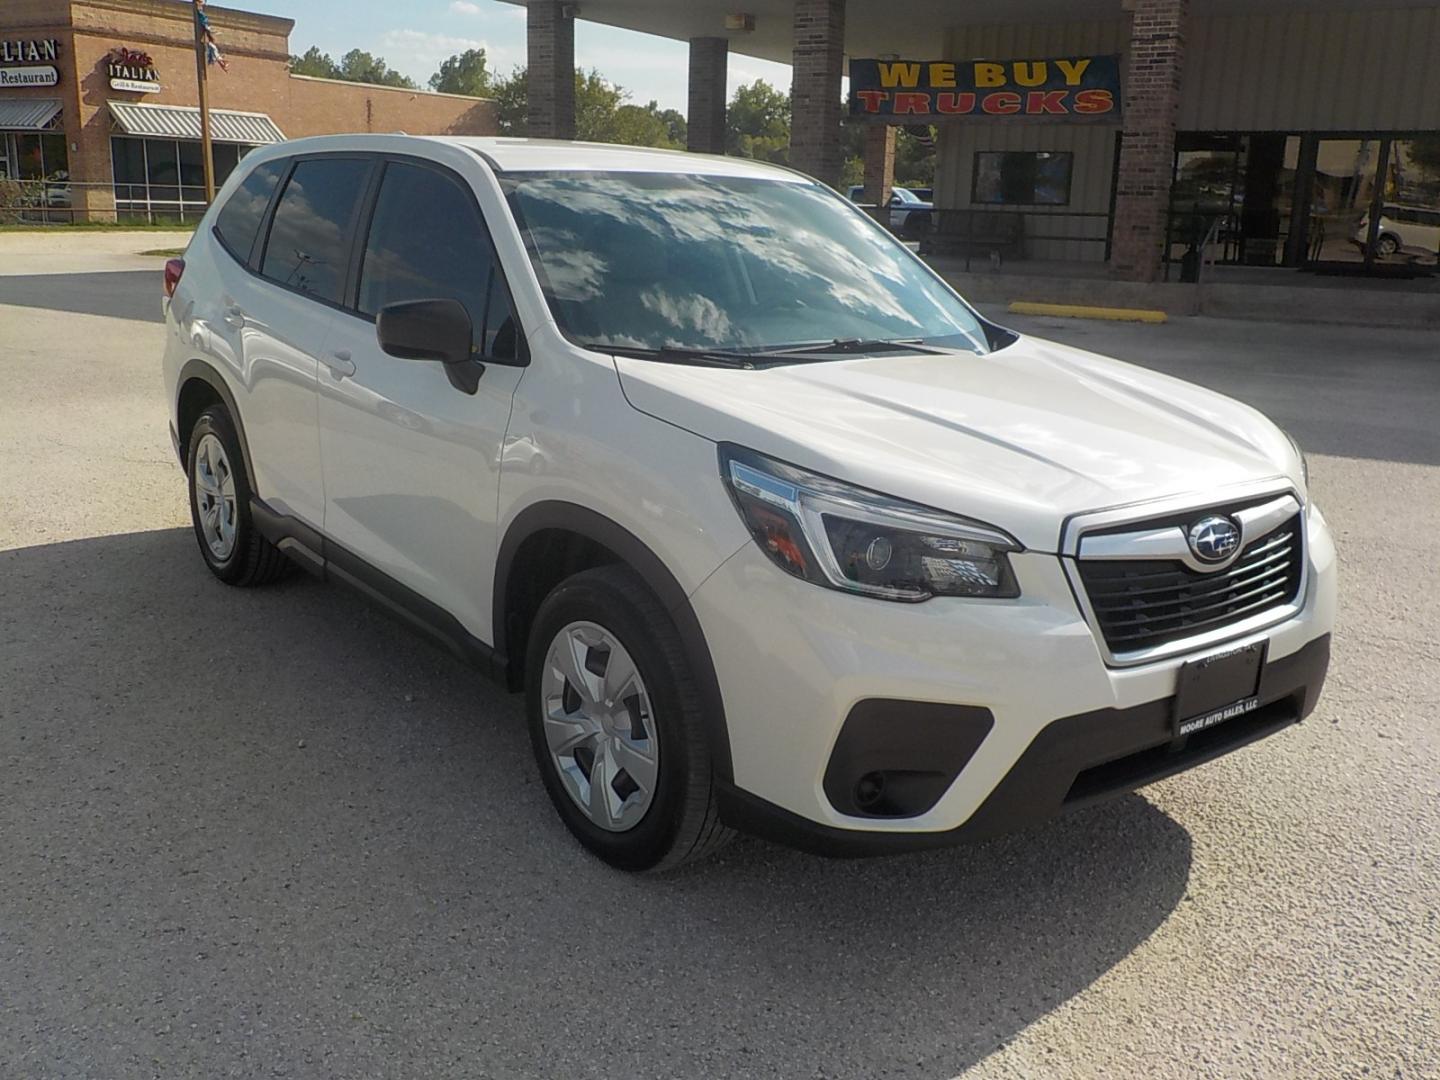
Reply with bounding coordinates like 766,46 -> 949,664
1008,301 -> 1168,324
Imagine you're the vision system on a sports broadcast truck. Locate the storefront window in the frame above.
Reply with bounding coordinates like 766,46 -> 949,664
1167,132 -> 1440,275
111,136 -> 255,222
0,131 -> 70,219
972,151 -> 1073,206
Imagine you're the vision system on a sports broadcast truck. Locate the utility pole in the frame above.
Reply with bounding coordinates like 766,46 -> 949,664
192,0 -> 216,203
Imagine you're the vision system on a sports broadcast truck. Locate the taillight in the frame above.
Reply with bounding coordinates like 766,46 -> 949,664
164,257 -> 185,299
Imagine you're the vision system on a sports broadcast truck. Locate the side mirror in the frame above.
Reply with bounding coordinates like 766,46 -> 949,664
376,298 -> 483,393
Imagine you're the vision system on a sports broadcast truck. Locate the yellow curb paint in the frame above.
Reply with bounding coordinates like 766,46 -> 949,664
1008,301 -> 1168,324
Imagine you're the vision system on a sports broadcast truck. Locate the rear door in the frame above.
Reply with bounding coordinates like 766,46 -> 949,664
317,153 -> 527,638
210,154 -> 375,528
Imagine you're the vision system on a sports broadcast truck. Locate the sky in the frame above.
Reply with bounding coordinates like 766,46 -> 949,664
240,0 -> 794,111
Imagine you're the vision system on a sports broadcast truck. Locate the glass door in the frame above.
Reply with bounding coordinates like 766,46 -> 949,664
1303,139 -> 1384,266
1377,139 -> 1440,268
1292,135 -> 1440,274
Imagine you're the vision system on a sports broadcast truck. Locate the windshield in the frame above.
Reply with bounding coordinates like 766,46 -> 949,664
499,170 -> 988,357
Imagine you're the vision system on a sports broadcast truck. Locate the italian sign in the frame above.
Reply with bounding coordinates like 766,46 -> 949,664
849,56 -> 1122,122
0,38 -> 59,64
107,47 -> 161,93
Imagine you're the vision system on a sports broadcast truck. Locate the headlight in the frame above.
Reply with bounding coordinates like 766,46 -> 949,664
719,444 -> 1021,602
1283,429 -> 1310,488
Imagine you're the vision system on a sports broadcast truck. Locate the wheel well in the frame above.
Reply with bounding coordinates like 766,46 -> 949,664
501,528 -> 621,689
176,376 -> 224,469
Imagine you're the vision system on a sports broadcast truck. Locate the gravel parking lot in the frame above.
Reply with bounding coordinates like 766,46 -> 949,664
1,265 -> 1437,1079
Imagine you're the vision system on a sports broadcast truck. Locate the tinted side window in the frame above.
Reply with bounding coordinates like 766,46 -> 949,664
214,159 -> 285,263
260,158 -> 371,304
358,161 -> 519,361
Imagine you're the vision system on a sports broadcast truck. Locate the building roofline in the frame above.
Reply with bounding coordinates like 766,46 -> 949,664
75,0 -> 295,37
287,73 -> 493,103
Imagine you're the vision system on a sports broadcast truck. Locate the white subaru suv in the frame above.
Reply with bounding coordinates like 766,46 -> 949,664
162,135 -> 1335,871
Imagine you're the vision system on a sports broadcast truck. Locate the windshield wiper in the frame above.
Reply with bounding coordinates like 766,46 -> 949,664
593,344 -> 759,369
758,337 -> 948,357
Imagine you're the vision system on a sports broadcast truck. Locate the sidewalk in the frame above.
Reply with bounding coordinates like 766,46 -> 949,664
931,257 -> 1440,328
0,229 -> 193,276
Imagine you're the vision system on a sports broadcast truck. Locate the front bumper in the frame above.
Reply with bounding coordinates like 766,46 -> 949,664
717,633 -> 1329,856
690,502 -> 1337,852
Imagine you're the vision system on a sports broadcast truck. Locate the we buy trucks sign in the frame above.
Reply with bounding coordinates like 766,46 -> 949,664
848,55 -> 1122,122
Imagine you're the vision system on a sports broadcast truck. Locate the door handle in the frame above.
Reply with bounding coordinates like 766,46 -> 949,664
322,350 -> 356,378
222,304 -> 245,328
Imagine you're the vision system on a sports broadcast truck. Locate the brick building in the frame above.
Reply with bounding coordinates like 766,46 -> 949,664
1,0 -> 497,221
510,0 -> 1440,283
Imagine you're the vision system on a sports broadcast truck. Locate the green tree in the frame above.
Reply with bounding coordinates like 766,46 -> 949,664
491,68 -> 681,149
338,49 -> 417,89
895,127 -> 935,187
290,46 -> 416,89
839,121 -> 935,193
574,69 -> 626,140
429,48 -> 491,96
650,104 -> 688,148
612,103 -> 682,149
289,46 -> 341,79
491,68 -> 528,135
726,80 -> 789,163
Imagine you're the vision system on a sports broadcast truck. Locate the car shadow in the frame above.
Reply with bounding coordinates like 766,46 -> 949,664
0,270 -> 161,323
0,528 -> 1194,1079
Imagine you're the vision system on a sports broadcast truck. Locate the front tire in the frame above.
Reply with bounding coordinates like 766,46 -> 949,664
1375,233 -> 1401,258
185,405 -> 292,587
525,565 -> 732,872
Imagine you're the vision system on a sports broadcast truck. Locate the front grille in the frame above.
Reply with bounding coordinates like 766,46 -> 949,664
1078,515 -> 1303,654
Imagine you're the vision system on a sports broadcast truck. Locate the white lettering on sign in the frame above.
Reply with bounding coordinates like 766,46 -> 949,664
1178,696 -> 1260,736
0,39 -> 60,64
109,76 -> 160,94
0,65 -> 59,87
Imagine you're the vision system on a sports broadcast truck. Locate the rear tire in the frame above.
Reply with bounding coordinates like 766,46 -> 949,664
525,565 -> 732,872
902,210 -> 932,241
185,405 -> 293,587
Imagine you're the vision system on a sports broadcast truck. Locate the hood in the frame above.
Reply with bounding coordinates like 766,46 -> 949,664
615,335 -> 1302,553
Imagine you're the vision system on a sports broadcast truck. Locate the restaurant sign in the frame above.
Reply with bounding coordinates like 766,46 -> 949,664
107,47 -> 161,94
0,66 -> 58,87
849,55 -> 1122,121
0,37 -> 60,87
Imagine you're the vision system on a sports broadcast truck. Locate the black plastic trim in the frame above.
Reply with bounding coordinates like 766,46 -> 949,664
493,501 -> 734,783
249,497 -> 508,683
719,633 -> 1331,857
175,359 -> 253,480
823,700 -> 994,818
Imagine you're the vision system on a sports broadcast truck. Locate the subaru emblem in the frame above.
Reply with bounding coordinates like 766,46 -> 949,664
1188,516 -> 1241,563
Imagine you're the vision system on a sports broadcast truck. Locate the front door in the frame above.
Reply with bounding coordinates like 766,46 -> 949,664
317,156 -> 526,640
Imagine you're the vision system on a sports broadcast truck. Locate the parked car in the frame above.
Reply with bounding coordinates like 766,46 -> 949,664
1353,203 -> 1440,258
847,183 -> 933,239
163,135 -> 1334,871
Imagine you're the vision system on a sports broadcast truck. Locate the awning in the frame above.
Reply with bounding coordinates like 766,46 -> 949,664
0,98 -> 62,131
108,100 -> 285,145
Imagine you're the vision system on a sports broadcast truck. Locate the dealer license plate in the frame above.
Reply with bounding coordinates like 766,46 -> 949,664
1173,641 -> 1266,738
